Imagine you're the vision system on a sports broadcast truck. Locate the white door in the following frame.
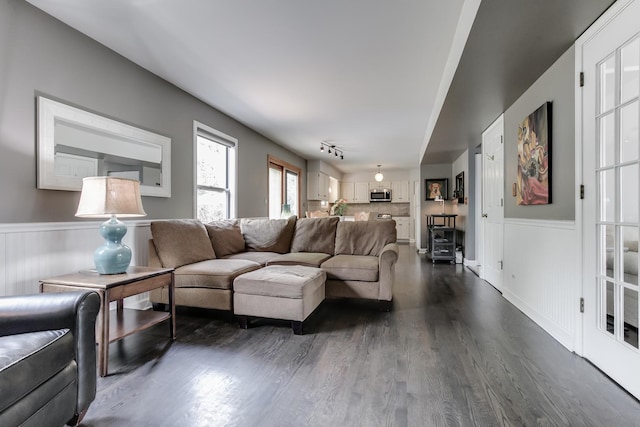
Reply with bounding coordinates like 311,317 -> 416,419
481,115 -> 504,291
580,0 -> 640,399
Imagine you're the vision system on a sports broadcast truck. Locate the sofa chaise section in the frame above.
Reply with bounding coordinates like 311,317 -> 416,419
148,220 -> 261,311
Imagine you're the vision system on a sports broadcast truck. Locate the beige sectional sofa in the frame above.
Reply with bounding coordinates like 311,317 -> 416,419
147,216 -> 399,313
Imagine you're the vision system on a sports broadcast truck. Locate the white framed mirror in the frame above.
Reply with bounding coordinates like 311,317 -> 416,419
37,96 -> 171,197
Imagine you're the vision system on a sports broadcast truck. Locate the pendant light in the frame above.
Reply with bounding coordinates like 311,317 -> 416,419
374,165 -> 384,182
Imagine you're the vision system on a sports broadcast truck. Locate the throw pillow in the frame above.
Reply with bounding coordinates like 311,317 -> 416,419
290,216 -> 340,254
150,219 -> 216,268
241,216 -> 297,253
205,219 -> 245,257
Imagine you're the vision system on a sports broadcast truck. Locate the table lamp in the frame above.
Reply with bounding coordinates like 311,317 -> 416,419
435,195 -> 445,214
75,176 -> 147,274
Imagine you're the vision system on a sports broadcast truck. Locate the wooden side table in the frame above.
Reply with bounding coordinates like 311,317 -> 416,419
40,266 -> 175,376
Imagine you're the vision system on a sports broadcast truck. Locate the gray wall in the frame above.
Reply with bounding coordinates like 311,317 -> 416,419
419,163 -> 452,249
0,0 -> 306,223
504,46 -> 575,220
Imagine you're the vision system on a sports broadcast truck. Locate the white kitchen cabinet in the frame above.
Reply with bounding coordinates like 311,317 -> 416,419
328,177 -> 340,203
340,182 -> 354,202
395,217 -> 410,240
369,180 -> 391,190
307,171 -> 330,201
339,181 -> 369,203
391,180 -> 410,203
353,182 -> 370,203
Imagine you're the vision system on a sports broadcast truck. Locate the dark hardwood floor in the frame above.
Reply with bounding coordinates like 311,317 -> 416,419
82,245 -> 640,426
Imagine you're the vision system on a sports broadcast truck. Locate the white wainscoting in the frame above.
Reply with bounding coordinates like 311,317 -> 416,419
503,218 -> 579,352
0,220 -> 152,309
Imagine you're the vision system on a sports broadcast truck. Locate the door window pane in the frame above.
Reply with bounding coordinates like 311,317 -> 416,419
600,55 -> 617,113
599,169 -> 615,222
620,164 -> 638,223
621,226 -> 639,286
269,167 -> 282,219
620,101 -> 639,163
285,171 -> 298,217
621,37 -> 639,104
599,112 -> 616,167
623,287 -> 639,348
601,224 -> 616,278
606,280 -> 616,335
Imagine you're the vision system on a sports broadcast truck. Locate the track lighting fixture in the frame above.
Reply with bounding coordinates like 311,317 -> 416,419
319,141 -> 344,160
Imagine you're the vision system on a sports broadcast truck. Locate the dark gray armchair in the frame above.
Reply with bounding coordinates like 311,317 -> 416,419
0,291 -> 100,426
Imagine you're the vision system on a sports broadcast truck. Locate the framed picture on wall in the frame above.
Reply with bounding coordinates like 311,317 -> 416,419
425,178 -> 448,200
516,101 -> 552,205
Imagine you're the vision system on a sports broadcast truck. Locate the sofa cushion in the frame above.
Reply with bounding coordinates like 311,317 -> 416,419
174,259 -> 261,290
267,252 -> 332,267
233,265 -> 326,299
224,252 -> 281,266
334,220 -> 397,256
0,329 -> 74,413
290,217 -> 339,255
321,255 -> 379,282
205,220 -> 245,257
151,220 -> 216,268
241,217 -> 296,253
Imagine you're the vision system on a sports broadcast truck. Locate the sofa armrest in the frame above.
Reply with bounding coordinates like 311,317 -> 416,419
148,239 -> 163,268
378,243 -> 399,301
0,291 -> 100,420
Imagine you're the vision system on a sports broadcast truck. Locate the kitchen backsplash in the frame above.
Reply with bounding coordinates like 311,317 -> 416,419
307,201 -> 410,217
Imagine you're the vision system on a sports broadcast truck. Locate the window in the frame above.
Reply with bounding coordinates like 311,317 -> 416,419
268,155 -> 301,219
194,122 -> 237,222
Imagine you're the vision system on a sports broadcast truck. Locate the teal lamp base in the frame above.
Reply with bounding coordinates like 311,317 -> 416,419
94,215 -> 132,275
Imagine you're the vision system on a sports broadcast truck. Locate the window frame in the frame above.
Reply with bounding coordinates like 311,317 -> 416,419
193,121 -> 238,221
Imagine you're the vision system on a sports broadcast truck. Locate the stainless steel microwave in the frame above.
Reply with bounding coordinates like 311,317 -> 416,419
370,189 -> 391,202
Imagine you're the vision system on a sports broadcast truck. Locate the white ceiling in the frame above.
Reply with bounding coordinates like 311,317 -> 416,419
26,0 -> 475,174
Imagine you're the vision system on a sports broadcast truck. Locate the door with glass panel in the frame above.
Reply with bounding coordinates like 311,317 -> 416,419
268,156 -> 300,219
581,0 -> 640,399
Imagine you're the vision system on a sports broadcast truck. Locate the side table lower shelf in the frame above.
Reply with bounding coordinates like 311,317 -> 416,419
110,309 -> 172,343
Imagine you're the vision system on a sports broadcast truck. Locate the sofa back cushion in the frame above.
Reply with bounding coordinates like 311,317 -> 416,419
150,219 -> 216,268
241,217 -> 296,253
334,220 -> 397,256
205,220 -> 245,257
290,217 -> 339,255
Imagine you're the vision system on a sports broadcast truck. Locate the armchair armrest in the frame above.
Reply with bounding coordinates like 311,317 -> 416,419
0,291 -> 101,421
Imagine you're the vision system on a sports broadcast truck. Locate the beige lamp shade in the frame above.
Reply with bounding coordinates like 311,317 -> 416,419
75,176 -> 147,218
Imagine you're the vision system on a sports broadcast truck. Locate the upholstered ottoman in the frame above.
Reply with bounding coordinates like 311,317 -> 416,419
233,265 -> 326,335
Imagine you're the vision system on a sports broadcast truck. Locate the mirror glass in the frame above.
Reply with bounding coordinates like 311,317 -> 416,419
37,96 -> 171,197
